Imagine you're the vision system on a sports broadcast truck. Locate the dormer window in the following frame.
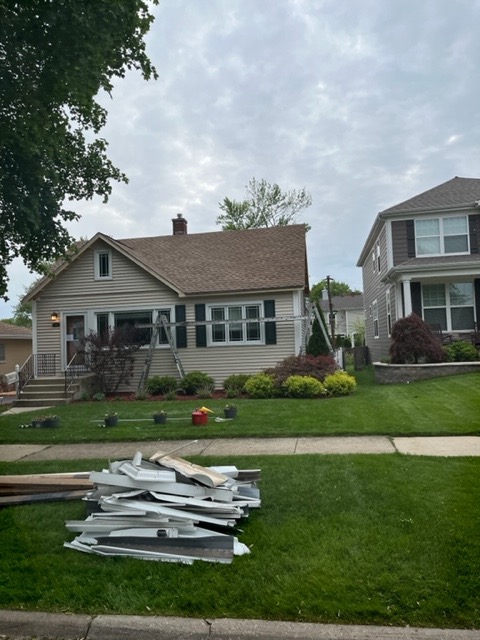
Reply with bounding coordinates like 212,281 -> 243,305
415,216 -> 469,256
95,250 -> 112,280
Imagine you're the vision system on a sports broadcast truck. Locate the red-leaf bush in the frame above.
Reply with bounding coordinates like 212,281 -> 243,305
389,314 -> 445,364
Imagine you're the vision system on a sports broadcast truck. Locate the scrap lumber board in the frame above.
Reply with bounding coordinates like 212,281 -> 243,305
149,451 -> 229,487
0,490 -> 90,507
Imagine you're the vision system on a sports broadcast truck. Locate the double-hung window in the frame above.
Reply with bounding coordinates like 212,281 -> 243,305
415,216 -> 469,256
386,290 -> 392,336
209,303 -> 262,345
422,283 -> 474,331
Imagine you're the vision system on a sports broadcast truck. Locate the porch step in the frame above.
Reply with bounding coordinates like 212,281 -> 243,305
15,377 -> 80,408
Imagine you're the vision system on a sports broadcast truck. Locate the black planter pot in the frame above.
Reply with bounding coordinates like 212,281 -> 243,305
104,416 -> 118,427
153,413 -> 167,424
224,408 -> 237,419
42,418 -> 60,428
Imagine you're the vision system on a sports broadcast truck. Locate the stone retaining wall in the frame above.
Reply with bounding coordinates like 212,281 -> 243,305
374,361 -> 480,384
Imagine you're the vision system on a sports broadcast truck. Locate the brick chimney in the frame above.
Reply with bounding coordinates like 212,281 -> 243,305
172,213 -> 188,235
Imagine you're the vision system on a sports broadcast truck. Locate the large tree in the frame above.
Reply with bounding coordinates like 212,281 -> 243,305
0,0 -> 158,299
217,178 -> 312,230
310,279 -> 362,301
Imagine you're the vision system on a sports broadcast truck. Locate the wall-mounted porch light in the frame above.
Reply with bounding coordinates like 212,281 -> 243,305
51,312 -> 60,327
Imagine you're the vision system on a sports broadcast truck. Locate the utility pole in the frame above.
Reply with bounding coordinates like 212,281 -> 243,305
326,275 -> 336,350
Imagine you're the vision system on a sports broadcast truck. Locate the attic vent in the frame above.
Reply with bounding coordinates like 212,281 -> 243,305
172,213 -> 188,235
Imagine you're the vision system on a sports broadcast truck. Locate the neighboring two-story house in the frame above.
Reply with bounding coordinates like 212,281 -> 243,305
357,177 -> 480,362
23,217 -> 310,390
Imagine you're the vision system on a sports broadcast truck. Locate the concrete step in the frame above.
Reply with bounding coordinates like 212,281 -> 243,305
14,398 -> 70,407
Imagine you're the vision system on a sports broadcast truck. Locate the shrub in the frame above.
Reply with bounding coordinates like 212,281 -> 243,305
223,373 -> 252,398
180,371 -> 215,395
146,375 -> 178,396
265,354 -> 337,394
283,375 -> 325,398
444,341 -> 479,362
389,314 -> 444,364
164,390 -> 177,401
323,371 -> 357,397
134,389 -> 148,400
244,373 -> 275,398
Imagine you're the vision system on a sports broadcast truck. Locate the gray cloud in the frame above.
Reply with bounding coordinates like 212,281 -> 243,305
3,0 -> 480,314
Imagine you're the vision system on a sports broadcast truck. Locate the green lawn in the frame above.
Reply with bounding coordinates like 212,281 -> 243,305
1,370 -> 479,444
1,454 -> 479,628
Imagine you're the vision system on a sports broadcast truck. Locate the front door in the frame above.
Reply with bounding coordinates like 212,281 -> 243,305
65,315 -> 85,366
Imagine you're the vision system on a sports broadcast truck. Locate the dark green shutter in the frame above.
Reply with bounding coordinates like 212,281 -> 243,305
264,300 -> 277,345
175,305 -> 187,348
406,220 -> 416,258
469,214 -> 479,254
195,304 -> 207,347
411,282 -> 422,318
474,279 -> 480,327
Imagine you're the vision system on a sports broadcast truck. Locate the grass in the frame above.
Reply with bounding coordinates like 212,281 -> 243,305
0,454 -> 479,628
0,369 -> 479,444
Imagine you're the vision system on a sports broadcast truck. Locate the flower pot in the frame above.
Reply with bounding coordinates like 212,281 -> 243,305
224,408 -> 237,419
153,413 -> 167,424
42,417 -> 60,428
104,416 -> 118,427
31,419 -> 45,428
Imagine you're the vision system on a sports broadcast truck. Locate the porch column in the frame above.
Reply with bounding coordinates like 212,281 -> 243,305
402,278 -> 412,317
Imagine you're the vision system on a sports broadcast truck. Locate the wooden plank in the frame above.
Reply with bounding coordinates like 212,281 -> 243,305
149,452 -> 229,487
0,490 -> 89,507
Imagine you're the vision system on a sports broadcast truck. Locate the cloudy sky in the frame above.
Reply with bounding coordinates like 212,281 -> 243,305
3,0 -> 480,317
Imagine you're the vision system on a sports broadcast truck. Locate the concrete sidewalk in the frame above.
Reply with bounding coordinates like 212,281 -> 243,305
1,608 -> 479,640
1,435 -> 480,462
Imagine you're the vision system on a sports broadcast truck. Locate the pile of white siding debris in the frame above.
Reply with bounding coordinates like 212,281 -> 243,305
65,450 -> 261,565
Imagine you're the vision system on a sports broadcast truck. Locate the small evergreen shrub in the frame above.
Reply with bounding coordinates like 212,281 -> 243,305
146,375 -> 178,396
323,371 -> 357,397
265,354 -> 336,394
180,371 -> 215,395
244,373 -> 275,398
283,375 -> 325,398
223,373 -> 252,397
196,384 -> 213,399
164,390 -> 177,401
444,341 -> 479,362
134,389 -> 148,400
389,314 -> 444,364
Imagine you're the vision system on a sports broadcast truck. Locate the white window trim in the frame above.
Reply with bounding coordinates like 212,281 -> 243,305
94,249 -> 113,280
422,283 -> 475,332
206,301 -> 265,346
386,290 -> 392,337
93,307 -> 174,348
372,300 -> 379,339
415,215 -> 470,257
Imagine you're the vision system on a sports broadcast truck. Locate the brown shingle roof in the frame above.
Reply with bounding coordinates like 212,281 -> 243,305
381,176 -> 480,214
0,321 -> 32,338
115,225 -> 308,295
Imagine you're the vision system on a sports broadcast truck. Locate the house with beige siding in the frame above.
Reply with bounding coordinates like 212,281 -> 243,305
23,217 -> 310,391
357,177 -> 480,362
0,322 -> 32,380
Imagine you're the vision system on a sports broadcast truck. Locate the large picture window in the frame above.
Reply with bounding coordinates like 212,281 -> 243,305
422,283 -> 474,331
209,303 -> 262,345
415,216 -> 469,256
95,309 -> 172,346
